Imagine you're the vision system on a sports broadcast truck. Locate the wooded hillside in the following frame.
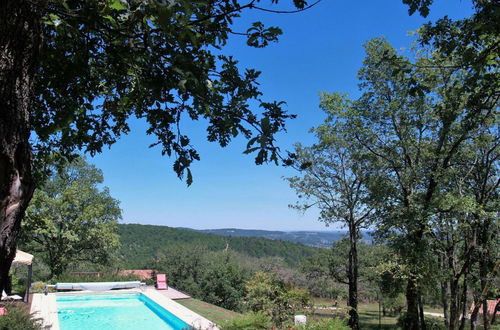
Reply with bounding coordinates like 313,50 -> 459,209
118,224 -> 319,269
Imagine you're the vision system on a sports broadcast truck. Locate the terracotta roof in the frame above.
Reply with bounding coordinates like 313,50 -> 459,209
470,299 -> 499,315
118,270 -> 156,280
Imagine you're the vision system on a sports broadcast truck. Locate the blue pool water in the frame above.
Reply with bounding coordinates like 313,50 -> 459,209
57,293 -> 190,330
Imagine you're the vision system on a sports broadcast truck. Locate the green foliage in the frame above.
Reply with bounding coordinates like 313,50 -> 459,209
199,256 -> 248,311
220,312 -> 272,330
302,318 -> 350,330
31,0 -> 303,185
301,239 -> 388,301
221,312 -> 349,330
381,293 -> 406,317
316,23 -> 498,326
8,270 -> 26,296
156,244 -> 205,292
30,282 -> 50,294
0,304 -> 45,330
287,128 -> 374,229
151,245 -> 248,311
397,313 -> 446,330
118,224 -> 318,269
21,157 -> 121,278
246,272 -> 311,326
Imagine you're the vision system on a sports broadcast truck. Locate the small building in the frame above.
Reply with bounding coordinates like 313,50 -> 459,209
470,299 -> 500,316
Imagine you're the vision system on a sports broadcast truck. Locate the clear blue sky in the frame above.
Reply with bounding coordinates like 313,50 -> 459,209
90,0 -> 473,231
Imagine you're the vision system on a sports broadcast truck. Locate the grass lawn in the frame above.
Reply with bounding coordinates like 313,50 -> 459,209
358,303 -> 400,329
310,299 -> 400,329
175,298 -> 242,325
424,305 -> 444,314
310,298 -> 469,329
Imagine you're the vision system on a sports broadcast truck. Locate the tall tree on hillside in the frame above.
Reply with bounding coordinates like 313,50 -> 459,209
320,34 -> 498,329
0,0 -> 318,291
391,2 -> 500,328
428,126 -> 499,330
287,121 -> 376,330
466,131 -> 499,330
20,157 -> 121,278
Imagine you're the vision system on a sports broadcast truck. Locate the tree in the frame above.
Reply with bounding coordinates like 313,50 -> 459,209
153,243 -> 207,296
0,0 -> 316,291
320,33 -> 498,329
20,157 -> 121,278
199,253 -> 248,311
395,2 -> 500,328
287,121 -> 375,330
246,271 -> 311,326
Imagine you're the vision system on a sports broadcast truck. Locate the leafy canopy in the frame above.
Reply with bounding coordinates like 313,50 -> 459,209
246,271 -> 311,326
21,157 -> 121,277
32,0 -> 314,184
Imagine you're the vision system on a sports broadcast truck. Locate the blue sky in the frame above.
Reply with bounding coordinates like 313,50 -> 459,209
90,0 -> 473,231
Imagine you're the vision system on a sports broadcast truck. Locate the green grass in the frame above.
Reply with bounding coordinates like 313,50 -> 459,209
358,303 -> 400,329
310,299 -> 400,329
423,305 -> 444,314
309,299 -> 455,329
175,298 -> 242,325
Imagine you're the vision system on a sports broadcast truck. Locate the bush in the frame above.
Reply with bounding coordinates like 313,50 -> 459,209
198,260 -> 247,311
246,272 -> 311,326
423,317 -> 447,330
220,312 -> 272,330
9,271 -> 26,296
0,303 -> 45,330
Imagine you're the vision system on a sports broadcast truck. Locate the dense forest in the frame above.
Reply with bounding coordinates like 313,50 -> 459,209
118,224 -> 319,269
194,228 -> 373,247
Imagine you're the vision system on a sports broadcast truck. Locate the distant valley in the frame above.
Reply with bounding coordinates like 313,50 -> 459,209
188,228 -> 373,248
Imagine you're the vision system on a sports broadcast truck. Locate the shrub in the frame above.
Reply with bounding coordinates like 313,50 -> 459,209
9,271 -> 26,296
246,272 -> 311,326
199,260 -> 247,311
220,312 -> 272,330
0,303 -> 45,330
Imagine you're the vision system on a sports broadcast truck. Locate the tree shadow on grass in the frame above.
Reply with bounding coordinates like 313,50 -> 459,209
358,310 -> 401,329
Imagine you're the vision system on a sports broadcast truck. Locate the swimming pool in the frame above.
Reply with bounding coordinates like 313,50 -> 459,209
56,293 -> 191,330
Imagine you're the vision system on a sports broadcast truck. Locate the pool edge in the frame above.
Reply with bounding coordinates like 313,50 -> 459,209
31,289 -> 219,330
31,292 -> 60,330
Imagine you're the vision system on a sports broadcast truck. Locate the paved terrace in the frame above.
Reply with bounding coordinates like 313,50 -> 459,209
147,285 -> 191,300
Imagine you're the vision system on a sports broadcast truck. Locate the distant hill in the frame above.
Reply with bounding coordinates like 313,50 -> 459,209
118,224 -> 319,269
192,228 -> 373,247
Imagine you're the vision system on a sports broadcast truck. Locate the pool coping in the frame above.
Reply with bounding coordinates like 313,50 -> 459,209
30,288 -> 219,330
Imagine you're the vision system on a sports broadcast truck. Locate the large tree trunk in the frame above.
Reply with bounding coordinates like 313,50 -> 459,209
403,224 -> 428,330
441,273 -> 449,328
449,277 -> 460,329
470,260 -> 500,330
458,275 -> 468,330
0,0 -> 43,293
406,277 -> 421,330
347,223 -> 359,330
418,293 -> 426,330
470,296 -> 480,330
